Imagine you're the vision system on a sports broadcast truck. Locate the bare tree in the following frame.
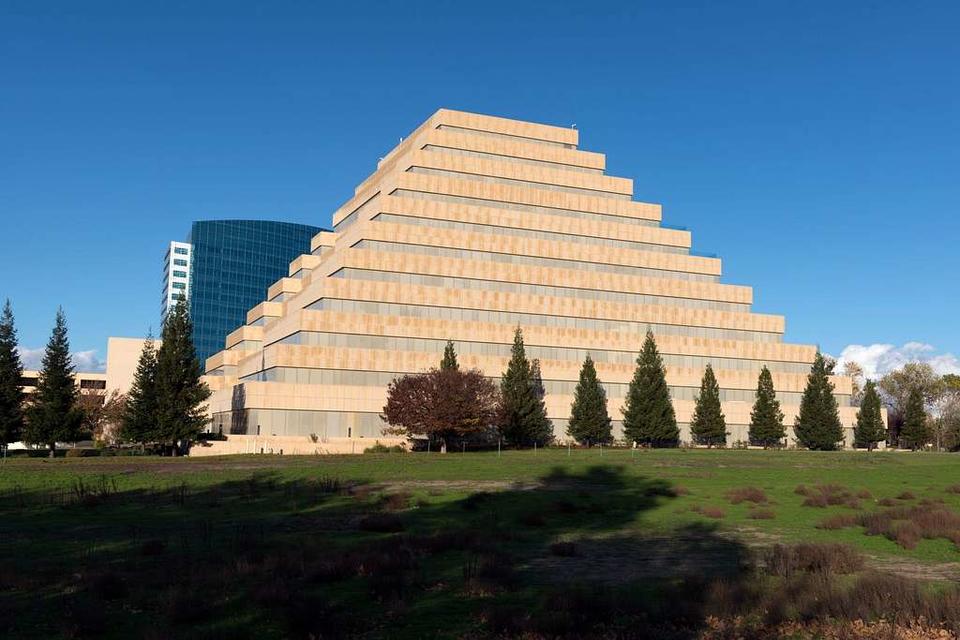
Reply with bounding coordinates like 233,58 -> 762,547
78,389 -> 127,445
841,361 -> 865,406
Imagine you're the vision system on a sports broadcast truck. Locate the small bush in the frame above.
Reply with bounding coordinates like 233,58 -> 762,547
140,539 -> 166,556
856,489 -> 872,499
671,485 -> 691,496
379,491 -> 412,512
794,484 -> 811,496
364,442 -> 405,454
358,513 -> 404,533
800,484 -> 858,509
520,512 -> 546,528
802,494 -> 829,508
877,497 -> 897,507
727,486 -> 768,505
700,506 -> 726,519
817,514 -> 858,530
748,507 -> 775,520
462,491 -> 492,511
897,491 -> 916,500
946,484 -> 960,494
765,543 -> 864,576
549,541 -> 578,557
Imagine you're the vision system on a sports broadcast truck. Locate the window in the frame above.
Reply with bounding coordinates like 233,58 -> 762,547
80,379 -> 106,390
20,376 -> 39,387
171,293 -> 185,301
174,247 -> 189,255
173,270 -> 187,278
174,259 -> 188,267
172,282 -> 186,289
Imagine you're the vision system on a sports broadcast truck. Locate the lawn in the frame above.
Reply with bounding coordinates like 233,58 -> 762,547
1,449 -> 959,638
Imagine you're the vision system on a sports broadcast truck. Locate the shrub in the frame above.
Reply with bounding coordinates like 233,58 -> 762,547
856,489 -> 873,499
379,491 -> 412,512
549,541 -> 578,557
520,512 -> 546,527
462,491 -> 492,511
817,514 -> 858,530
699,506 -> 726,519
946,484 -> 960,494
897,491 -> 916,500
800,484 -> 858,509
358,513 -> 404,533
748,507 -> 775,520
364,441 -> 405,454
727,486 -> 768,505
878,497 -> 897,507
764,543 -> 864,576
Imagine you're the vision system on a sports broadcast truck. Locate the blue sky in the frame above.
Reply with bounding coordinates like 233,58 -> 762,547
2,1 -> 958,376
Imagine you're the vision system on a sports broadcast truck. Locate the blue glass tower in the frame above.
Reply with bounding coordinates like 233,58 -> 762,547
164,220 -> 325,366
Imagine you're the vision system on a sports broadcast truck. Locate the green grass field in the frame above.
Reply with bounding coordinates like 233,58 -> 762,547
2,449 -> 959,638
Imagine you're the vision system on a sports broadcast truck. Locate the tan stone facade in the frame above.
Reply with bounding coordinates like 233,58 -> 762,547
204,109 -> 864,448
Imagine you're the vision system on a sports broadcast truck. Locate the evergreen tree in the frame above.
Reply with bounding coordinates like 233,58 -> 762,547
499,327 -> 552,447
528,359 -> 553,445
748,366 -> 786,448
24,308 -> 83,456
567,354 -> 612,445
0,300 -> 24,450
622,330 -> 678,447
155,298 -> 211,455
899,386 -> 928,451
440,340 -> 459,371
690,364 -> 727,447
121,333 -> 158,445
794,351 -> 844,451
853,380 -> 886,450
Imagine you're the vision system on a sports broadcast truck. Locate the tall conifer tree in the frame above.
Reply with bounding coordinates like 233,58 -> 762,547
440,340 -> 459,371
853,380 -> 886,450
690,364 -> 727,447
24,308 -> 83,456
499,328 -> 552,447
622,330 -> 678,447
567,354 -> 612,445
155,299 -> 210,455
0,300 -> 24,450
794,351 -> 844,450
748,366 -> 785,448
899,386 -> 928,451
121,333 -> 158,445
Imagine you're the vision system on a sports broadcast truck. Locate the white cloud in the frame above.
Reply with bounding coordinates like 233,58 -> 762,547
16,347 -> 106,373
835,342 -> 960,380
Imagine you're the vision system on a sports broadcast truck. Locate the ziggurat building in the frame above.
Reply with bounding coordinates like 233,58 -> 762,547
204,109 -> 858,449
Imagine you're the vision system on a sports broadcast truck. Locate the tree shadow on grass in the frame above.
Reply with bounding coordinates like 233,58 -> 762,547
0,465 -> 750,639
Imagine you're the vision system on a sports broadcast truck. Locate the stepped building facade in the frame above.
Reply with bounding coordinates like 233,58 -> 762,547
203,109 -> 859,449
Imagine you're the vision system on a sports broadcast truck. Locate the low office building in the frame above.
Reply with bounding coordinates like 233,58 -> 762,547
163,220 -> 326,365
203,109 -> 861,450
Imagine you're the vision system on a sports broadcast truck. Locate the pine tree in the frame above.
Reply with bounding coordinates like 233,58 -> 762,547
121,333 -> 158,445
155,298 -> 211,455
567,354 -> 612,445
690,364 -> 727,447
748,366 -> 785,448
528,359 -> 553,445
794,351 -> 844,451
899,386 -> 928,451
622,330 -> 678,447
853,380 -> 886,450
440,340 -> 459,371
0,300 -> 24,450
499,327 -> 552,447
24,308 -> 83,456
